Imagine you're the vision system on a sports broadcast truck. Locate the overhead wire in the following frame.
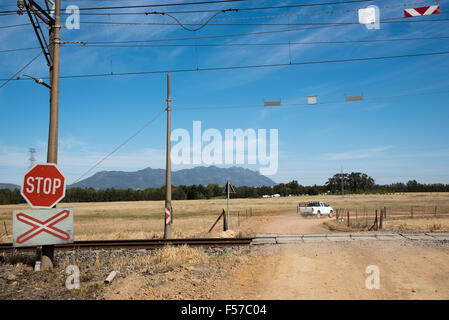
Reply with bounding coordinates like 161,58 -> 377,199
0,47 -> 40,53
0,0 -> 246,14
1,0 -> 443,27
0,51 -> 42,89
171,90 -> 449,111
71,108 -> 166,185
2,50 -> 449,82
171,81 -> 449,110
60,15 -> 449,46
53,35 -> 449,49
0,0 -> 377,15
145,8 -> 239,32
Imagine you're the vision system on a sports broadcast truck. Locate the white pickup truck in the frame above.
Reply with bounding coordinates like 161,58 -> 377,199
299,201 -> 334,218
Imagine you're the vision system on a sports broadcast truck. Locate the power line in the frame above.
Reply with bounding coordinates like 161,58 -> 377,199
74,0 -> 245,11
2,1 -> 442,25
7,29 -> 449,53
0,23 -> 29,29
5,33 -> 449,53
3,50 -> 449,82
57,35 -> 449,49
171,82 -> 449,110
0,52 -> 42,89
52,0 -> 442,16
3,2 -> 445,29
171,89 -> 449,111
61,17 -> 449,46
71,108 -> 166,185
74,0 -> 372,12
0,0 -> 376,15
146,8 -> 239,32
0,0 -> 246,14
6,13 -> 448,30
0,47 -> 40,54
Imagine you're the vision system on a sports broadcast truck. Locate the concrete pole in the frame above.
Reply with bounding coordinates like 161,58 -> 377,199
164,73 -> 172,239
226,179 -> 230,231
42,0 -> 61,264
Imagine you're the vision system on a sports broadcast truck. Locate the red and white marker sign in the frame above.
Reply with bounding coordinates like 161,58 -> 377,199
165,207 -> 172,225
21,163 -> 66,208
13,208 -> 74,247
404,5 -> 440,17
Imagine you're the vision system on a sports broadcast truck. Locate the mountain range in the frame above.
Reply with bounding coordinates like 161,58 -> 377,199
0,183 -> 20,191
68,166 -> 276,189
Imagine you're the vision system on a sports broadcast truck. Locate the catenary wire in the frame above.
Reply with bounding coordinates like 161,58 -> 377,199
56,35 -> 449,49
60,17 -> 449,45
71,108 -> 166,185
0,51 -> 42,89
171,81 -> 449,110
0,0 -> 376,15
171,89 -> 449,111
2,50 -> 449,82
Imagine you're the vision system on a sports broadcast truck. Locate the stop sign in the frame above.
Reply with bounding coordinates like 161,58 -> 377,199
21,163 -> 66,208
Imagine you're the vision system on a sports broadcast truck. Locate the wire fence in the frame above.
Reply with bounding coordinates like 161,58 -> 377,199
228,208 -> 253,230
334,206 -> 449,230
208,208 -> 253,233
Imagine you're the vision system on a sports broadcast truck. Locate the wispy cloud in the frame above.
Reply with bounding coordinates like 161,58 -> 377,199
326,145 -> 392,160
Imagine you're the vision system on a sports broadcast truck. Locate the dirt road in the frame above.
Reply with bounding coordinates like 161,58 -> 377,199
123,212 -> 449,300
215,212 -> 449,299
241,210 -> 332,235
213,241 -> 449,299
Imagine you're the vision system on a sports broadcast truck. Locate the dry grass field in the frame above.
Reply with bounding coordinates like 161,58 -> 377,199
1,192 -> 449,242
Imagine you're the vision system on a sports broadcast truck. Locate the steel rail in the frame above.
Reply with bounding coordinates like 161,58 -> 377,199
0,237 -> 253,252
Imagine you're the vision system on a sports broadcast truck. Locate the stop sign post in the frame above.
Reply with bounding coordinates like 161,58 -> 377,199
21,163 -> 66,208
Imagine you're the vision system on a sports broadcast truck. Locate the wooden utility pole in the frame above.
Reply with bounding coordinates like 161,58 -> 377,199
164,73 -> 172,239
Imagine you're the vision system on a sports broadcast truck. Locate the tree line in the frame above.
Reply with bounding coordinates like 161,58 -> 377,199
1,172 -> 449,205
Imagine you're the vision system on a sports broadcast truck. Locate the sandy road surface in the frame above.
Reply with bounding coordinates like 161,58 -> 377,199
213,241 -> 449,299
241,210 -> 332,235
215,212 -> 449,299
106,212 -> 449,300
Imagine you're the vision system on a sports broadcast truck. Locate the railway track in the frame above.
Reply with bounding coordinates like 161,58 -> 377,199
0,237 -> 253,252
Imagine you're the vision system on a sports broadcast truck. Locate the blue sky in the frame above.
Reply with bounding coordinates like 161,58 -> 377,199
1,0 -> 449,186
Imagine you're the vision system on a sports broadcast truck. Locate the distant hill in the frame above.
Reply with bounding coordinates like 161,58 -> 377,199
0,183 -> 20,190
69,166 -> 276,190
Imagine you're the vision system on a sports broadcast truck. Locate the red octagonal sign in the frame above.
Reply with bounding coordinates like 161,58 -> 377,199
21,163 -> 66,209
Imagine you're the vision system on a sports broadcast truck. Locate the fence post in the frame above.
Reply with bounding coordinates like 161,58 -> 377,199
379,209 -> 383,230
356,208 -> 358,226
374,209 -> 379,231
411,207 -> 413,219
238,211 -> 240,226
3,221 -> 8,236
384,207 -> 386,219
223,209 -> 227,231
435,206 -> 437,217
347,211 -> 350,227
